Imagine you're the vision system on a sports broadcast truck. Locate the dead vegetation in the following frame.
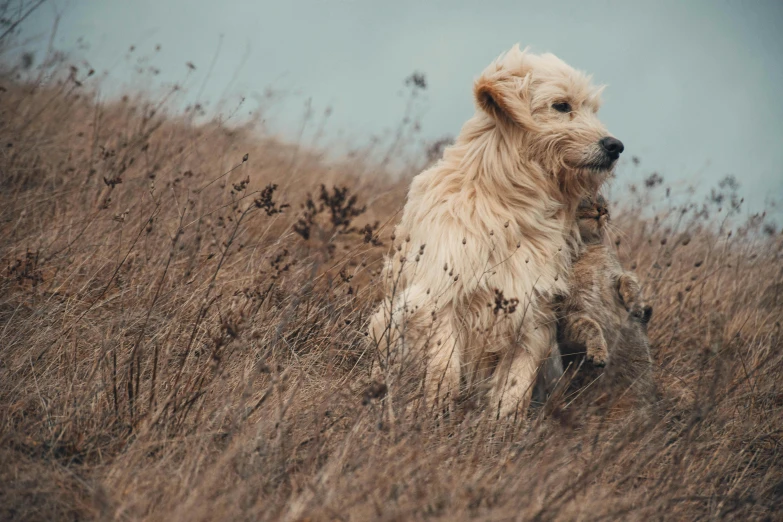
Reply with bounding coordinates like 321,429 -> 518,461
1,55 -> 782,522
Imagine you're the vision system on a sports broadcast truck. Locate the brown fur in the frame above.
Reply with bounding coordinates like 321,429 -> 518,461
562,195 -> 647,364
548,195 -> 657,409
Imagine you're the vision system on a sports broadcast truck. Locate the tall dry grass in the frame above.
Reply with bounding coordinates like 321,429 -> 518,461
1,55 -> 782,522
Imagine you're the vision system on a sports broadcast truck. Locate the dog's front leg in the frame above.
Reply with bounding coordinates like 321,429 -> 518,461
493,320 -> 556,420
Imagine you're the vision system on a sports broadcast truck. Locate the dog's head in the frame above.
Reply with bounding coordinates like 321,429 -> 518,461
474,45 -> 622,187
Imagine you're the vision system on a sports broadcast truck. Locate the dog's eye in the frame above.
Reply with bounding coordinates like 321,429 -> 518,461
552,102 -> 572,113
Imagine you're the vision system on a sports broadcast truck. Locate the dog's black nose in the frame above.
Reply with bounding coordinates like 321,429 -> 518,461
599,137 -> 624,159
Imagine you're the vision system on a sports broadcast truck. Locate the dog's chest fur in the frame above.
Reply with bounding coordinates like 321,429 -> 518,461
391,162 -> 577,357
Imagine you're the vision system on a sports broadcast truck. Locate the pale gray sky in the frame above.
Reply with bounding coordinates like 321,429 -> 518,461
20,0 -> 783,216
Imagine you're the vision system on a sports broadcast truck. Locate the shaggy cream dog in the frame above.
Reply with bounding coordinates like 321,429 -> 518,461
369,44 -> 624,417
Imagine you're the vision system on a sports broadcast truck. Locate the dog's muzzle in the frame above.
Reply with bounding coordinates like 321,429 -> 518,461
599,136 -> 624,161
580,136 -> 624,171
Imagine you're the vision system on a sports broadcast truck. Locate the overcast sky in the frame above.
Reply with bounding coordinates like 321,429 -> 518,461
19,0 -> 783,217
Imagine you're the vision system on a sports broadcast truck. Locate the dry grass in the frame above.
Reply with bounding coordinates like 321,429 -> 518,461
1,61 -> 782,522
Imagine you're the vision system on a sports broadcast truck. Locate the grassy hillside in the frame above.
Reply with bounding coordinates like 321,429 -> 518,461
1,66 -> 782,521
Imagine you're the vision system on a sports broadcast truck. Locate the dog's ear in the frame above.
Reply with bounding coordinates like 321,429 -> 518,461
474,71 -> 535,129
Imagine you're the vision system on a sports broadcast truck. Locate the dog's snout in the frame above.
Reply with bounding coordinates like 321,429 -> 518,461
599,137 -> 624,159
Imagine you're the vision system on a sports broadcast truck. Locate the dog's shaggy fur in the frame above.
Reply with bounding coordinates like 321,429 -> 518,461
369,45 -> 622,417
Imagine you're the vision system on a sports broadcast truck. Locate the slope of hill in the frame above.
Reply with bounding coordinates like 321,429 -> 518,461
1,70 -> 782,521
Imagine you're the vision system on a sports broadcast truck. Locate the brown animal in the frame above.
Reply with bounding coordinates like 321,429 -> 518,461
536,195 -> 657,409
561,194 -> 650,366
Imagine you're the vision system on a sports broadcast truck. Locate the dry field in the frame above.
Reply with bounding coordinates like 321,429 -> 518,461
1,60 -> 782,521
